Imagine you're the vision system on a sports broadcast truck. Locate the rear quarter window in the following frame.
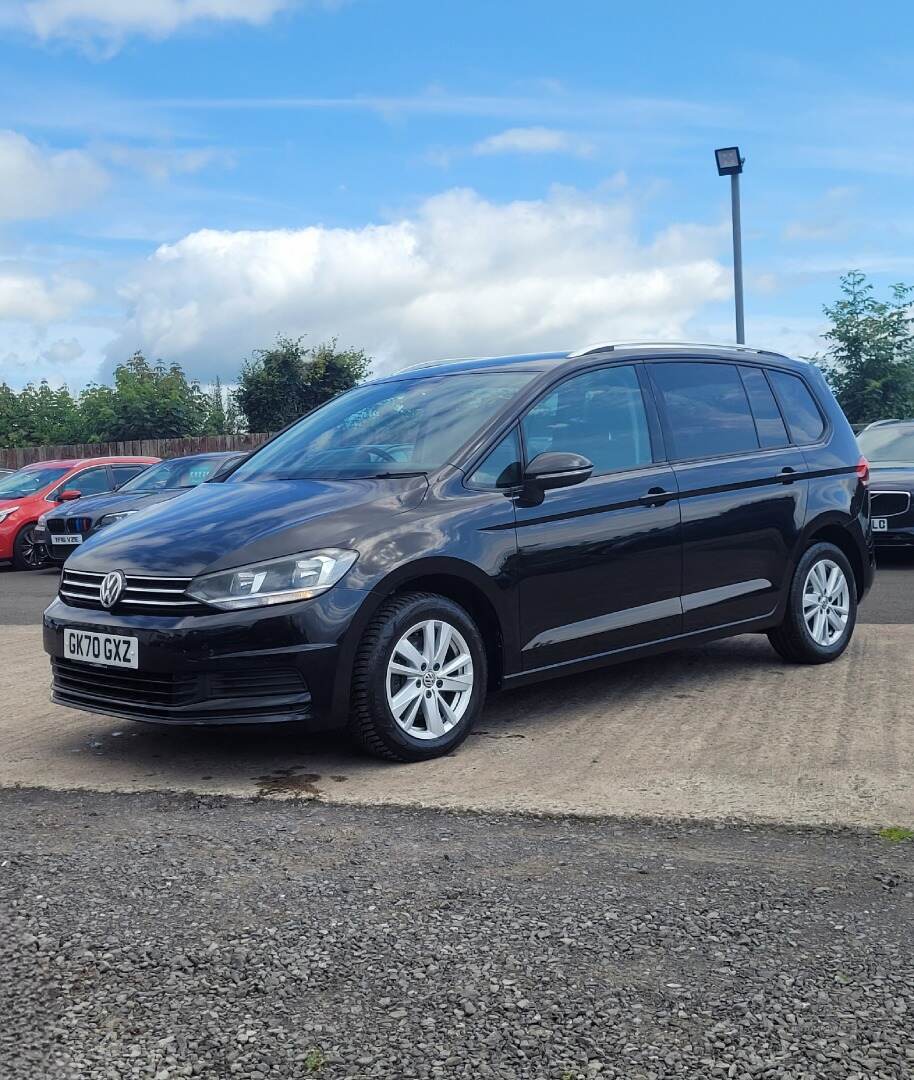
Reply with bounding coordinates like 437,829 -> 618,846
768,370 -> 826,444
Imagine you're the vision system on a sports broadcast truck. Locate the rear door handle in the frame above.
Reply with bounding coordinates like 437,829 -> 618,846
778,467 -> 797,484
639,487 -> 675,507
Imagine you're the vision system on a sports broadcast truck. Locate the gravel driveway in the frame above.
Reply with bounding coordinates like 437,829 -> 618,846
2,788 -> 912,1080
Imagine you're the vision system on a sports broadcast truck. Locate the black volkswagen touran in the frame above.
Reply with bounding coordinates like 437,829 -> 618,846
44,343 -> 874,761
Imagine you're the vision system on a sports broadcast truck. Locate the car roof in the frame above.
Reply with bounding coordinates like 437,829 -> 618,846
156,451 -> 246,464
22,456 -> 158,470
377,341 -> 805,381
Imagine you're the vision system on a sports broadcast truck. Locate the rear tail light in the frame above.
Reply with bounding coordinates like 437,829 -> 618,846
856,456 -> 870,487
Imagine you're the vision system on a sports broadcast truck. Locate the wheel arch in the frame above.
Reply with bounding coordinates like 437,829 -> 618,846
330,557 -> 513,720
801,515 -> 866,599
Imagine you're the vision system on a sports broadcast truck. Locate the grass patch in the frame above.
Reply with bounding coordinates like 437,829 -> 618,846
303,1049 -> 325,1073
878,826 -> 914,843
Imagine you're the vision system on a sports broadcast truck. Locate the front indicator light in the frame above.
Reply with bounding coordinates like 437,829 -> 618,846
187,548 -> 358,610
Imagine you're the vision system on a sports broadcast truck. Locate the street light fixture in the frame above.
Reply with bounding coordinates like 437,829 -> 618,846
715,145 -> 745,344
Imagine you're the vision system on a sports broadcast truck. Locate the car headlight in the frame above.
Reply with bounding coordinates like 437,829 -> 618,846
0,506 -> 20,525
186,548 -> 358,610
97,510 -> 139,528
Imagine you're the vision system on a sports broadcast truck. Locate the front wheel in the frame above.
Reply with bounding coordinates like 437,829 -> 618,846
13,524 -> 49,571
348,592 -> 488,761
767,542 -> 857,664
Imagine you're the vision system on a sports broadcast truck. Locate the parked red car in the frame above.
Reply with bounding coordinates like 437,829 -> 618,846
0,457 -> 159,570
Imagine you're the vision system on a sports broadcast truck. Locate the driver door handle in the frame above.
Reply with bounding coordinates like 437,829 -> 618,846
639,487 -> 675,507
778,466 -> 797,484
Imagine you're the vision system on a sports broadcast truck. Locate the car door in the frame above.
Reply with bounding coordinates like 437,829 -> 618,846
648,360 -> 807,633
513,363 -> 682,673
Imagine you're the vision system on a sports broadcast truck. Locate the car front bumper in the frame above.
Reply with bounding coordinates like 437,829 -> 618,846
874,526 -> 914,547
43,586 -> 372,728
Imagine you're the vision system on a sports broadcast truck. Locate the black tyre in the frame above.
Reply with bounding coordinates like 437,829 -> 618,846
13,524 -> 48,571
767,542 -> 857,664
348,591 -> 488,762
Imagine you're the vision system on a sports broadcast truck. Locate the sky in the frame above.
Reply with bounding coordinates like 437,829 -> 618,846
0,0 -> 913,391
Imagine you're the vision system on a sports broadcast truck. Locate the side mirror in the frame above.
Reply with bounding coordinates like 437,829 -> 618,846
59,489 -> 81,502
524,451 -> 593,491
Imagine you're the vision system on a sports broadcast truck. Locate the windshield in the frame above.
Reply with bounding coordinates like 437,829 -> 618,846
229,372 -> 535,481
119,457 -> 231,493
858,426 -> 914,463
0,466 -> 69,499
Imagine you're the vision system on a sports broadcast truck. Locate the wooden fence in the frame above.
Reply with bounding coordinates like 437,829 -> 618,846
0,432 -> 275,470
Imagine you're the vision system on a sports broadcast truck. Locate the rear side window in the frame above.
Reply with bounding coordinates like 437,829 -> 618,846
768,370 -> 825,444
469,428 -> 522,489
740,367 -> 789,449
113,465 -> 146,486
651,362 -> 758,460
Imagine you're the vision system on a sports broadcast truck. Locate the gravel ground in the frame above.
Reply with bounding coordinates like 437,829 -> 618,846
1,789 -> 913,1080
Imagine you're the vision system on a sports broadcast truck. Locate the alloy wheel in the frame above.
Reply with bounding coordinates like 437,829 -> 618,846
385,619 -> 474,739
19,527 -> 45,569
802,558 -> 850,647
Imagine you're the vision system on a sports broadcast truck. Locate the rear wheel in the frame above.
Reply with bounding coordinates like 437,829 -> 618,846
767,542 -> 857,664
348,592 -> 487,761
13,524 -> 48,571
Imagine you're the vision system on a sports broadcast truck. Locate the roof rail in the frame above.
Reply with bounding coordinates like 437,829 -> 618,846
861,418 -> 912,430
567,340 -> 783,359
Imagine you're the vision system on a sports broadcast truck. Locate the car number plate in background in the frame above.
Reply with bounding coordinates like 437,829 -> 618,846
51,534 -> 82,545
872,517 -> 888,532
63,629 -> 138,669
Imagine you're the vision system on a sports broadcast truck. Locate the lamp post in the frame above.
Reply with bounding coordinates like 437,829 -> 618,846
715,146 -> 745,344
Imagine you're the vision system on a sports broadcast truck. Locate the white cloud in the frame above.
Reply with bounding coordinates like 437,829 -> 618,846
0,130 -> 108,221
0,268 -> 94,323
5,0 -> 299,46
472,127 -> 594,158
109,186 -> 730,381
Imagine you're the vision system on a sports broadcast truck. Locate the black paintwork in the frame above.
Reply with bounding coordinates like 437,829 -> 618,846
43,345 -> 874,728
39,452 -> 247,563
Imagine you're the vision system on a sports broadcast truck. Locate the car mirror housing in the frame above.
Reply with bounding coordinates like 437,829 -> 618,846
59,489 -> 82,502
524,451 -> 593,491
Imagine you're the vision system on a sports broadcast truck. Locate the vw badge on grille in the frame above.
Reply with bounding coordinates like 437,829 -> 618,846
100,570 -> 126,609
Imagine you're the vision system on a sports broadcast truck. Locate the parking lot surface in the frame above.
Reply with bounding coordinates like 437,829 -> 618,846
2,556 -> 913,827
3,787 -> 912,1080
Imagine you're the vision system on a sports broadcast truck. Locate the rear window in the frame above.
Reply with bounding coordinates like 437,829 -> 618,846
651,362 -> 758,460
768,370 -> 825,444
740,367 -> 789,449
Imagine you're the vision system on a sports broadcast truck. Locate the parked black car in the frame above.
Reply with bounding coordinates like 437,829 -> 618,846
856,420 -> 914,547
44,343 -> 874,761
37,452 -> 247,564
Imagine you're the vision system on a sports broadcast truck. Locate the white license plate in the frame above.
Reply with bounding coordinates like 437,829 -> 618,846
63,629 -> 138,669
51,534 -> 83,545
872,517 -> 888,533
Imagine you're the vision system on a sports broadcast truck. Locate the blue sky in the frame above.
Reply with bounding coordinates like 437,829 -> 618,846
1,0 -> 913,390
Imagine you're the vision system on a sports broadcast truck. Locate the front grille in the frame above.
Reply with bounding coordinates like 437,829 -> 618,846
871,491 -> 912,519
59,569 -> 207,615
47,519 -> 67,535
52,658 -> 310,723
53,659 -> 197,708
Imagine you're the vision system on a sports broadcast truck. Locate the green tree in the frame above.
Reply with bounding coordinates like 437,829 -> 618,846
816,271 -> 914,425
235,337 -> 371,432
76,352 -> 208,441
202,377 -> 242,435
0,382 -> 25,447
16,381 -> 80,445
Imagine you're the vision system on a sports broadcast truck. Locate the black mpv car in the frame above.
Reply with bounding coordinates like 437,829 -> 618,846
44,343 -> 874,761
